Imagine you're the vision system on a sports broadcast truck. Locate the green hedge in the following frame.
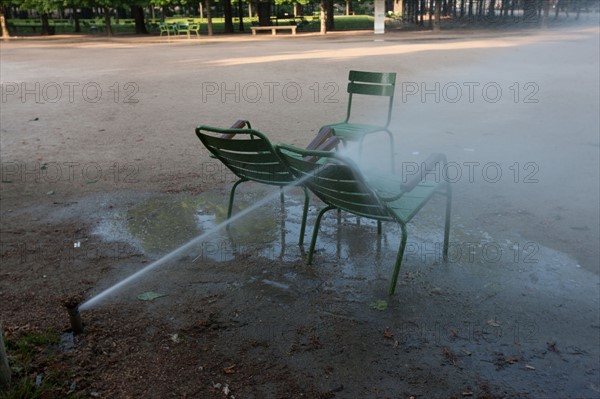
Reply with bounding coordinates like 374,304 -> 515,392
7,15 -> 374,35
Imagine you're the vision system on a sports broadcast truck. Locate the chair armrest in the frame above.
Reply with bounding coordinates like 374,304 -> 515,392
302,136 -> 340,163
201,120 -> 253,159
400,152 -> 447,192
306,126 -> 336,150
316,136 -> 340,152
219,120 -> 252,139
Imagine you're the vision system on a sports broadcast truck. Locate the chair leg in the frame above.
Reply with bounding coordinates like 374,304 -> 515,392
388,223 -> 408,295
308,205 -> 335,265
298,187 -> 310,246
443,183 -> 452,261
358,134 -> 367,163
280,187 -> 285,204
385,129 -> 395,173
227,179 -> 246,219
356,131 -> 395,173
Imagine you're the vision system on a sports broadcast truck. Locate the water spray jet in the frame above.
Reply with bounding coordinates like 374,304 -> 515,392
78,180 -> 308,311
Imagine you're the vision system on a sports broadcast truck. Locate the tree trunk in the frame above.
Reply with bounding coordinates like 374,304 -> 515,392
0,6 -> 11,39
0,324 -> 10,390
132,5 -> 148,34
488,0 -> 496,17
223,0 -> 234,32
326,0 -> 334,30
74,16 -> 81,32
320,0 -> 326,34
428,0 -> 434,29
523,0 -> 538,22
542,0 -> 550,26
41,13 -> 51,35
199,2 -> 204,19
502,0 -> 509,17
103,7 -> 113,36
257,2 -> 271,26
433,0 -> 441,30
206,0 -> 213,35
238,0 -> 244,31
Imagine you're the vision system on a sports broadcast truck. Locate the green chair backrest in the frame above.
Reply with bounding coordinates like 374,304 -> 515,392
276,144 -> 393,221
345,70 -> 397,127
196,126 -> 295,186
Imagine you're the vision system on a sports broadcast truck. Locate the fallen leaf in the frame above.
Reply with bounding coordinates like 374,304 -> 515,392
169,333 -> 181,343
310,334 -> 320,349
223,364 -> 236,374
506,356 -> 520,364
393,340 -> 399,351
137,291 -> 167,301
462,392 -> 473,397
369,300 -> 388,311
443,346 -> 458,365
525,364 -> 536,370
486,319 -> 501,327
383,327 -> 394,339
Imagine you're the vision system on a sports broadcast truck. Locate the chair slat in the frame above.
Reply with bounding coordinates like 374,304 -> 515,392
224,159 -> 292,175
349,70 -> 396,84
348,82 -> 395,97
215,150 -> 281,165
201,134 -> 272,152
236,169 -> 294,185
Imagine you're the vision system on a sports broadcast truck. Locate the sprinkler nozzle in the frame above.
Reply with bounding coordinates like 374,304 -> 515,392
64,298 -> 84,335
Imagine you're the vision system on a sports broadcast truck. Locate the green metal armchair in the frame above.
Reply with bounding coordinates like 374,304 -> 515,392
159,22 -> 177,38
275,143 -> 452,295
195,123 -> 339,245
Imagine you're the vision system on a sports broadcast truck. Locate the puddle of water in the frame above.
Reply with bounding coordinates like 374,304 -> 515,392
90,186 -> 598,308
93,187 -> 301,261
59,331 -> 75,353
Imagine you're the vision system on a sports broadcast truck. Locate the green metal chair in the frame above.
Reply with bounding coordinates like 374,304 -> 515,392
176,22 -> 188,37
275,144 -> 452,295
176,22 -> 199,39
195,123 -> 339,246
187,23 -> 200,38
159,22 -> 176,37
322,70 -> 397,170
188,23 -> 200,39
